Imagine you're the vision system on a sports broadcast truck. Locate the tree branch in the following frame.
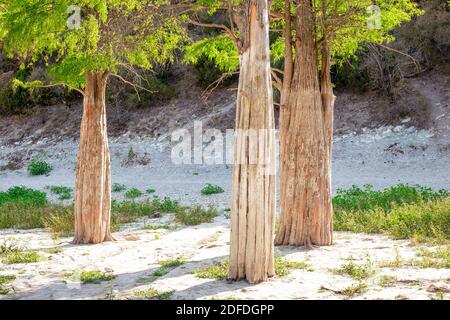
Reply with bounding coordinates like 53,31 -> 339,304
187,19 -> 239,45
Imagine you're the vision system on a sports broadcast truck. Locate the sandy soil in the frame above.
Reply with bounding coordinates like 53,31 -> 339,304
0,215 -> 448,300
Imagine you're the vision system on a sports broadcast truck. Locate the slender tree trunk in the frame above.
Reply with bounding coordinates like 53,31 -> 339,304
229,0 -> 276,283
73,72 -> 113,244
276,0 -> 333,247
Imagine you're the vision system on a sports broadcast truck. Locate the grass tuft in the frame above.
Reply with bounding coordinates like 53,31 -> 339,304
112,183 -> 127,192
27,159 -> 52,176
134,286 -> 174,300
201,184 -> 224,195
79,270 -> 115,284
2,251 -> 42,264
174,205 -> 218,225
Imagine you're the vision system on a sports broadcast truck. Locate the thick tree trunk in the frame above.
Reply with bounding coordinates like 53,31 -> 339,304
276,0 -> 333,247
73,72 -> 113,244
228,0 -> 276,283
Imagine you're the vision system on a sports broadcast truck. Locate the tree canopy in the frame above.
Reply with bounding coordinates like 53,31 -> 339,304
183,0 -> 422,73
0,0 -> 186,90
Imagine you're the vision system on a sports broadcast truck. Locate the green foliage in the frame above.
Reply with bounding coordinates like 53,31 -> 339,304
192,54 -> 238,88
134,286 -> 174,299
27,159 -> 53,176
112,183 -> 127,192
0,186 -> 48,207
2,251 -> 42,264
158,257 -> 185,268
79,270 -> 115,284
194,260 -> 229,280
0,275 -> 16,295
174,205 -> 218,225
157,196 -> 181,213
331,259 -> 374,281
378,275 -> 397,287
0,78 -> 31,115
184,34 -> 239,73
146,188 -> 156,194
45,185 -> 72,200
334,195 -> 450,243
0,0 -> 186,89
333,184 -> 449,212
124,188 -> 143,199
201,183 -> 224,195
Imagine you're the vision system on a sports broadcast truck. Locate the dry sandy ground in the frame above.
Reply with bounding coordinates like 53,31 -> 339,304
0,215 -> 448,300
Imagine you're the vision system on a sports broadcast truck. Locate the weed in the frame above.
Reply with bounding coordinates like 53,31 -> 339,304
134,286 -> 174,300
112,183 -> 127,192
378,275 -> 397,287
0,275 -> 16,295
45,185 -> 72,200
27,159 -> 52,176
174,205 -> 218,225
201,184 -> 224,195
79,270 -> 115,284
146,188 -> 156,194
333,184 -> 448,212
2,251 -> 42,264
152,268 -> 169,277
340,282 -> 367,297
42,247 -> 63,254
194,260 -> 229,280
124,188 -> 143,199
158,257 -> 185,268
331,257 -> 374,281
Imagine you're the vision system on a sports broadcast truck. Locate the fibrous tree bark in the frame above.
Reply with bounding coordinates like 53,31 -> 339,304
73,72 -> 113,244
276,0 -> 334,247
229,0 -> 276,283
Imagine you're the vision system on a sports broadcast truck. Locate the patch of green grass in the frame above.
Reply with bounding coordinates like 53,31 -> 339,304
45,185 -> 72,200
152,268 -> 169,277
42,247 -> 63,254
275,256 -> 309,276
378,275 -> 397,287
0,275 -> 16,285
2,251 -> 42,264
124,188 -> 143,199
157,196 -> 181,213
134,286 -> 174,300
194,257 -> 308,280
201,183 -> 224,195
331,259 -> 374,281
334,196 -> 450,243
340,282 -> 367,297
333,184 -> 449,212
0,275 -> 16,295
152,256 -> 185,277
158,257 -> 185,268
79,270 -> 115,284
0,186 -> 48,207
141,224 -> 176,230
194,260 -> 229,280
146,188 -> 156,194
112,183 -> 127,192
27,159 -> 52,176
174,205 -> 218,225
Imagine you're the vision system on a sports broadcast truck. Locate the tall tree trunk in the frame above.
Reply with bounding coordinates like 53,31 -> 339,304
275,0 -> 333,247
228,0 -> 276,284
73,72 -> 113,244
